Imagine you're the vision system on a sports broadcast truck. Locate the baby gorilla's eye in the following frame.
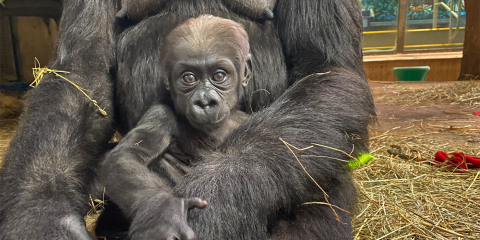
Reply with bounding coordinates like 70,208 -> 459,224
182,74 -> 196,84
212,72 -> 226,82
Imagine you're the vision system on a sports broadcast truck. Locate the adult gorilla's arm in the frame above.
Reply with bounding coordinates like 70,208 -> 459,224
179,69 -> 374,239
176,0 -> 375,239
0,0 -> 118,238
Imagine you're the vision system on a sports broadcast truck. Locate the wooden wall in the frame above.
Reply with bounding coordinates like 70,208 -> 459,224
0,17 -> 17,83
363,52 -> 463,81
17,17 -> 58,83
0,16 -> 58,84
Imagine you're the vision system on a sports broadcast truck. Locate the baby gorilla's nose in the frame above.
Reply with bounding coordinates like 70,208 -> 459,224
194,98 -> 218,110
189,88 -> 224,124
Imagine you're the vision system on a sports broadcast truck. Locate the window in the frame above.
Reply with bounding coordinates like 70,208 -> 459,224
360,0 -> 399,52
359,0 -> 465,53
405,0 -> 465,51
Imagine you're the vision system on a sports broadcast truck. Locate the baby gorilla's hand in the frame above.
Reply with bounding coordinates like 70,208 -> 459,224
129,196 -> 207,240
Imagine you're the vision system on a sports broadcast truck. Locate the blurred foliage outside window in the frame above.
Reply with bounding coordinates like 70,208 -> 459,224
363,0 -> 399,22
359,0 -> 466,52
362,0 -> 463,21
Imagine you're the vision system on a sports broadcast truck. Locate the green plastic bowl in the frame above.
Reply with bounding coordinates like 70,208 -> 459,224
393,66 -> 430,81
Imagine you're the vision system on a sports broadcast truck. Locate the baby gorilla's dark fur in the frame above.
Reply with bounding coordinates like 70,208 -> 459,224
99,15 -> 251,240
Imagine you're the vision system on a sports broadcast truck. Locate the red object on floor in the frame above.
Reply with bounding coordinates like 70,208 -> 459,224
434,151 -> 480,169
472,112 -> 480,116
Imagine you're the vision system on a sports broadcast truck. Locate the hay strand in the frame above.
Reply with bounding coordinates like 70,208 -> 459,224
31,58 -> 107,116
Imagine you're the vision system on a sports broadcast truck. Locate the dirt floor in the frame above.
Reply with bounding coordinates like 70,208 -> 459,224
0,81 -> 479,239
371,81 -> 480,151
354,81 -> 480,240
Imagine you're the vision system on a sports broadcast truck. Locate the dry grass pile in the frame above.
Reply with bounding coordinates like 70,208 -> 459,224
352,129 -> 479,239
379,81 -> 480,107
85,193 -> 106,235
0,93 -> 23,119
0,119 -> 18,166
0,92 -> 23,165
352,80 -> 480,239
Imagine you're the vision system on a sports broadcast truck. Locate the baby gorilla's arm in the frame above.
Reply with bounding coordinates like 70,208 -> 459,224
101,104 -> 207,240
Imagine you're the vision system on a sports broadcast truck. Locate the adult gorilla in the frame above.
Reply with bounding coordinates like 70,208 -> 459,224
0,0 -> 375,239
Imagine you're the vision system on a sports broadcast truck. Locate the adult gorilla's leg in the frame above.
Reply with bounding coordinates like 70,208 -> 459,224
176,0 -> 374,239
0,0 -> 118,239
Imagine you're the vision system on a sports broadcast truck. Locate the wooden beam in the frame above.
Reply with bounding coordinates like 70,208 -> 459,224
396,0 -> 408,53
459,0 -> 480,80
2,0 -> 61,9
0,0 -> 61,18
0,8 -> 61,18
9,17 -> 23,82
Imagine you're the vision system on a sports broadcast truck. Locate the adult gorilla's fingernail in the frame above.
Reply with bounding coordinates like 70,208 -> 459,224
116,9 -> 127,19
265,8 -> 274,20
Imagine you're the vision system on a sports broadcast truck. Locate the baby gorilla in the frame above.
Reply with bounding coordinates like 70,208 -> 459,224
100,15 -> 251,240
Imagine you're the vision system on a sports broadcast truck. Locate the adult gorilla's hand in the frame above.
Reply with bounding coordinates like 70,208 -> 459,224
129,196 -> 207,240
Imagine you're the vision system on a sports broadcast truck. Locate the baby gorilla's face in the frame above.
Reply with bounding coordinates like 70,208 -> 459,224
167,48 -> 248,132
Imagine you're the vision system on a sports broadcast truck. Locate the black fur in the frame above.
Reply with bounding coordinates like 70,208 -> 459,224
0,0 -> 118,239
117,0 -> 277,21
222,0 -> 277,20
0,0 -> 375,239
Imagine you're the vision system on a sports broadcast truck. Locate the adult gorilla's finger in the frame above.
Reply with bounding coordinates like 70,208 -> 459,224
185,197 -> 208,210
115,8 -> 127,19
179,225 -> 196,240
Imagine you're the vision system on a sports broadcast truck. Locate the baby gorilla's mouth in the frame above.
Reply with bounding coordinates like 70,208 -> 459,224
192,111 -> 226,124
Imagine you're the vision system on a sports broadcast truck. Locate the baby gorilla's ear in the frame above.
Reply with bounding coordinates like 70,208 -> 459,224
242,54 -> 252,87
161,75 -> 170,91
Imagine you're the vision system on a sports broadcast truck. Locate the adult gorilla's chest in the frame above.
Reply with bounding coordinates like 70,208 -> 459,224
114,0 -> 288,134
161,0 -> 231,18
120,0 -> 276,22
